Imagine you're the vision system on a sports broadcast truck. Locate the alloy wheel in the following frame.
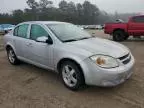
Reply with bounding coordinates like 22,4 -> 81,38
62,65 -> 78,87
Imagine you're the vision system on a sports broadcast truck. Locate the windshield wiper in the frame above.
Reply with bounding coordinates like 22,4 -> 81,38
77,37 -> 93,40
78,37 -> 89,40
63,39 -> 78,42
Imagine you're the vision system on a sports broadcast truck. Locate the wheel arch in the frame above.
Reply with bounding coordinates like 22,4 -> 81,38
57,58 -> 85,83
113,28 -> 125,34
6,44 -> 12,50
5,43 -> 16,54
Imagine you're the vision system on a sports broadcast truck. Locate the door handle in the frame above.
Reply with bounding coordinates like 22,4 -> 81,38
26,43 -> 32,46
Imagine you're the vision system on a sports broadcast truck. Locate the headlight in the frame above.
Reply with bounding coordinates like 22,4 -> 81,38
90,55 -> 119,68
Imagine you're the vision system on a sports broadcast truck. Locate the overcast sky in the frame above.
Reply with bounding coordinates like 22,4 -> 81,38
0,0 -> 144,13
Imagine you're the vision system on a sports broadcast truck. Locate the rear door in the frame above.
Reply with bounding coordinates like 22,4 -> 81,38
13,24 -> 30,58
128,16 -> 144,35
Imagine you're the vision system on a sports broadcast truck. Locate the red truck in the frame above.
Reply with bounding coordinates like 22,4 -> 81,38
104,15 -> 144,41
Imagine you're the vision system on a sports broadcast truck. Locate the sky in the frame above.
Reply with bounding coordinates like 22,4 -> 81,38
0,0 -> 144,14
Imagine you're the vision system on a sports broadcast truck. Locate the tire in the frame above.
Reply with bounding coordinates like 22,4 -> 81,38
5,30 -> 8,34
113,30 -> 125,42
124,34 -> 129,40
60,61 -> 85,91
7,47 -> 20,65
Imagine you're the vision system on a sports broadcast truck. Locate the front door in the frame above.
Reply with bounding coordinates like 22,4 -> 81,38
25,24 -> 54,69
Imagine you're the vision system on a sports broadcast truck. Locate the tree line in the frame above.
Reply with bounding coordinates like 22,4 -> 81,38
0,0 -> 137,25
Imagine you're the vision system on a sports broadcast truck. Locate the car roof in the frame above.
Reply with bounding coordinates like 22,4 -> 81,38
20,21 -> 69,25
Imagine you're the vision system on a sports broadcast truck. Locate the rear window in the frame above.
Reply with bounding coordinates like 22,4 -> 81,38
18,24 -> 29,38
132,16 -> 144,23
13,24 -> 29,38
13,27 -> 19,36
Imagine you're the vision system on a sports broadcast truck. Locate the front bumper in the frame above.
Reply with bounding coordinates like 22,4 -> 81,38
80,54 -> 135,87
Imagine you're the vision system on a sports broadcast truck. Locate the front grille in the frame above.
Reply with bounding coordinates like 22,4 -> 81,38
119,53 -> 129,60
118,53 -> 131,65
123,56 -> 131,64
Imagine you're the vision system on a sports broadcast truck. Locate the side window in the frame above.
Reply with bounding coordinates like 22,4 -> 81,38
132,16 -> 144,23
13,24 -> 29,38
13,27 -> 19,36
18,24 -> 29,38
30,24 -> 48,40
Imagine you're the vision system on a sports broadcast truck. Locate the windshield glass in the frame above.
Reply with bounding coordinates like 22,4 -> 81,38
47,23 -> 92,42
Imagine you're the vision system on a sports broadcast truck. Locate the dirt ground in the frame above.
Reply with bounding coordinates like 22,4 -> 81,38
0,30 -> 144,108
0,36 -> 3,50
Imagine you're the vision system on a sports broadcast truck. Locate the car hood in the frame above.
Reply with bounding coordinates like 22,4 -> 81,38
67,37 -> 129,58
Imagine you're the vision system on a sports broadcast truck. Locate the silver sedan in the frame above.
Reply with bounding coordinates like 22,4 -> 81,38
3,21 -> 135,91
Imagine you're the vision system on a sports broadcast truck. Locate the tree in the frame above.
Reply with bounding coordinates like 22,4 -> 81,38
39,0 -> 53,8
67,2 -> 76,14
12,10 -> 24,23
27,0 -> 39,10
26,0 -> 39,20
82,1 -> 99,24
59,0 -> 68,12
76,3 -> 84,24
0,0 -> 118,25
76,3 -> 83,15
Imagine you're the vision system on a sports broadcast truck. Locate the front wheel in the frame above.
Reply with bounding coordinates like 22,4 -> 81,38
60,61 -> 85,91
113,30 -> 125,42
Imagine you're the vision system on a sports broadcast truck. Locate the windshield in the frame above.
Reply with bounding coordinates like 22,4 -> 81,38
47,23 -> 92,42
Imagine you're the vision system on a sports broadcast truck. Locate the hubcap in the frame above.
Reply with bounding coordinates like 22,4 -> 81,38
116,34 -> 120,39
62,65 -> 77,87
115,33 -> 123,40
8,50 -> 15,63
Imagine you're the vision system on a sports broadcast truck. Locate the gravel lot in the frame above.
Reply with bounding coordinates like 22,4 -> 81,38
0,31 -> 144,108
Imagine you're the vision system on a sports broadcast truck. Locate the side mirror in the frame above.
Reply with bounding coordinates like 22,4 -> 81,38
46,37 -> 53,44
36,36 -> 48,43
36,36 -> 53,44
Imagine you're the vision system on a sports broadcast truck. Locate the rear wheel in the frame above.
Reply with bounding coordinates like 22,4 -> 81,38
4,30 -> 8,34
60,61 -> 85,91
113,30 -> 125,42
7,47 -> 20,65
